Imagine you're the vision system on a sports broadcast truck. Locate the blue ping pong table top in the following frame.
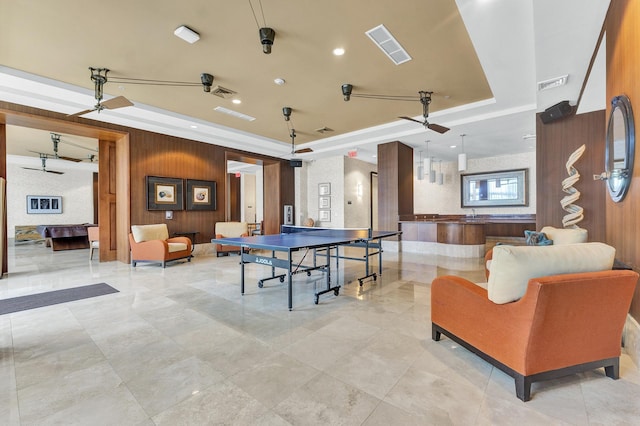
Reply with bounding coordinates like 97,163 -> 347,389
212,226 -> 399,251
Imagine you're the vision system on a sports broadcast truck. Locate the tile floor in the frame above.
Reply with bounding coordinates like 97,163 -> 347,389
1,241 -> 639,425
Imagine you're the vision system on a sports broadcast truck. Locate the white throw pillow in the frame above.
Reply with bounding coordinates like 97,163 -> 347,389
487,242 -> 615,304
540,226 -> 588,245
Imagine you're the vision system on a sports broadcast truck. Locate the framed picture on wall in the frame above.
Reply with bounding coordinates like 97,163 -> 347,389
186,179 -> 217,211
319,182 -> 331,196
319,209 -> 331,222
146,176 -> 184,210
26,195 -> 62,214
319,196 -> 331,209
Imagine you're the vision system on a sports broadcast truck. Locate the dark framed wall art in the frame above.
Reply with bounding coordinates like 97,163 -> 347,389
186,179 -> 217,211
27,195 -> 62,214
146,176 -> 184,210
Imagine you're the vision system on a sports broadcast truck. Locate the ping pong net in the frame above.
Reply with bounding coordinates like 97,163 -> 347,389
280,225 -> 372,240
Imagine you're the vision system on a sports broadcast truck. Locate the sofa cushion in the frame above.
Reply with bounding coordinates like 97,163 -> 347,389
215,222 -> 248,238
540,226 -> 588,245
131,224 -> 169,243
167,242 -> 188,253
487,242 -> 615,304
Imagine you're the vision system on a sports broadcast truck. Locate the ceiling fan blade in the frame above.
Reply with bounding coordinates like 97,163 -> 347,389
67,107 -> 96,117
58,155 -> 83,163
21,167 -> 64,174
399,116 -> 426,125
294,148 -> 313,154
101,96 -> 133,110
427,123 -> 450,134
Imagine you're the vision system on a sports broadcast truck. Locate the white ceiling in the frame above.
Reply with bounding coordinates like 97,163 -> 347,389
1,0 -> 610,167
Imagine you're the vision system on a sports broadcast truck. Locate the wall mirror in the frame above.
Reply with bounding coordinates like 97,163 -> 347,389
605,94 -> 635,202
461,169 -> 528,207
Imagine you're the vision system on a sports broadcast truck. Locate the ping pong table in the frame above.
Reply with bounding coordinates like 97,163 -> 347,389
211,225 -> 400,310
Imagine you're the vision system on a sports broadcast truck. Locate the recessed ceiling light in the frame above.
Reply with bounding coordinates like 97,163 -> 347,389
333,47 -> 345,56
450,145 -> 457,149
232,99 -> 242,104
190,125 -> 198,129
274,78 -> 286,85
174,25 -> 200,44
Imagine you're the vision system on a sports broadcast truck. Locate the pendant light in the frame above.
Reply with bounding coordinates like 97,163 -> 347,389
425,140 -> 436,183
437,160 -> 444,185
417,151 -> 424,180
458,133 -> 467,172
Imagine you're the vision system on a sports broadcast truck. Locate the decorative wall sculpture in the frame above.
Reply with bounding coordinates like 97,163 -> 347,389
561,144 -> 586,228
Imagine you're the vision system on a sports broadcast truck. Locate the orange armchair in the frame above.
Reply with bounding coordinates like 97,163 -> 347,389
214,222 -> 249,257
433,243 -> 637,401
129,224 -> 192,267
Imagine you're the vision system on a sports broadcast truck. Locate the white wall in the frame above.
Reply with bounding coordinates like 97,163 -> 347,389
414,152 -> 536,215
241,174 -> 256,223
7,163 -> 95,237
304,157 -> 345,227
344,157 -> 377,228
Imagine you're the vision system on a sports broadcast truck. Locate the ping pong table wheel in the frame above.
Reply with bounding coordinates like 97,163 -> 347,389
314,295 -> 319,304
358,279 -> 364,287
373,274 -> 377,281
307,271 -> 311,276
258,281 -> 264,288
334,288 -> 340,296
279,276 -> 285,283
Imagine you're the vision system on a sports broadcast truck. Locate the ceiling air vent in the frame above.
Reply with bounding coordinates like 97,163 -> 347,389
210,85 -> 237,99
537,74 -> 569,91
365,24 -> 412,65
213,106 -> 256,122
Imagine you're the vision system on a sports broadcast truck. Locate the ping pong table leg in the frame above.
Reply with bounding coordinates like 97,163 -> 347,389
288,250 -> 293,311
241,251 -> 245,295
378,238 -> 383,275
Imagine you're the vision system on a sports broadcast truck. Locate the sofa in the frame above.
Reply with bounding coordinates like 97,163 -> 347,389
214,222 -> 249,256
432,242 -> 638,401
129,224 -> 192,267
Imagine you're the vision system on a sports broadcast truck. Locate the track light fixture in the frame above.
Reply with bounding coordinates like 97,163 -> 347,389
342,84 -> 353,101
200,73 -> 214,92
282,106 -> 292,121
259,27 -> 276,54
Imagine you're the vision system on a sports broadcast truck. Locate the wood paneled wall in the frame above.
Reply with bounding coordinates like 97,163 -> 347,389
605,0 -> 640,321
228,173 -> 241,221
377,141 -> 413,234
535,109 -> 606,242
0,123 -> 6,275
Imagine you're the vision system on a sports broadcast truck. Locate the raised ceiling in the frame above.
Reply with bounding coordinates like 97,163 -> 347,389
0,0 -> 610,163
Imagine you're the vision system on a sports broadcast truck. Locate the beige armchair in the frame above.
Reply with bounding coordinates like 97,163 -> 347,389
129,224 -> 192,267
214,222 -> 249,256
88,226 -> 100,260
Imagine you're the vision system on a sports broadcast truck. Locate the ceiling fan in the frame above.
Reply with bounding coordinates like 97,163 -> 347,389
21,154 -> 64,175
399,91 -> 450,134
341,84 -> 450,134
33,133 -> 84,162
68,67 -> 134,117
283,107 -> 313,154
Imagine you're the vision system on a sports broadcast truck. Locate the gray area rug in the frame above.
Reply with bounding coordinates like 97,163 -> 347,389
0,283 -> 119,315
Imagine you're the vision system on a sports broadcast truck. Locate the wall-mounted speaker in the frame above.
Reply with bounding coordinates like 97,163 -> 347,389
540,100 -> 574,124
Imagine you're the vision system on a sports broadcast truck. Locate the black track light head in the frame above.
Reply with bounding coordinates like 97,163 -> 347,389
342,83 -> 353,101
282,106 -> 292,121
200,73 -> 214,92
259,27 -> 275,54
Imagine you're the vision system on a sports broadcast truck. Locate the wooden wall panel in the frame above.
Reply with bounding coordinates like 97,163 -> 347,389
228,173 -> 241,221
377,141 -> 413,234
605,0 -> 640,321
98,140 -> 118,261
535,110 -> 606,242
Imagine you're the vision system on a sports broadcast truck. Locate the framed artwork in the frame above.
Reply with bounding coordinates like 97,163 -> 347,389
319,209 -> 331,222
146,176 -> 184,210
27,195 -> 62,214
319,182 -> 331,196
186,179 -> 217,211
319,196 -> 331,209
